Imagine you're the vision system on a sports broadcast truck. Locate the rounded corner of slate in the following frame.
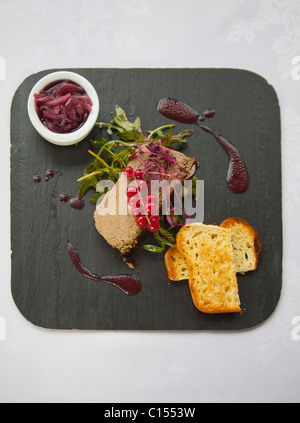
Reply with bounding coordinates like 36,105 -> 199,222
11,287 -> 56,331
235,68 -> 280,104
241,290 -> 283,331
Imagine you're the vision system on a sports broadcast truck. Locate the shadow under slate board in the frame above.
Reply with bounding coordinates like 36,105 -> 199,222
10,68 -> 282,331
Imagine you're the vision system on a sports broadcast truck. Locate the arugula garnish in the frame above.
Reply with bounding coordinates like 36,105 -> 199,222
143,225 -> 177,254
96,105 -> 142,141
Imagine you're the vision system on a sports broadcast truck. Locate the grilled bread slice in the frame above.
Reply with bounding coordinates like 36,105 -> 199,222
164,246 -> 190,281
220,218 -> 262,274
165,218 -> 262,280
176,223 -> 241,314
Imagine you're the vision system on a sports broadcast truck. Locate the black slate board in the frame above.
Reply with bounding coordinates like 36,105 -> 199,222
11,68 -> 282,331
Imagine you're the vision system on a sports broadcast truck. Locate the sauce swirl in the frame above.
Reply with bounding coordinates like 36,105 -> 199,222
67,242 -> 141,296
199,125 -> 249,194
158,97 -> 249,194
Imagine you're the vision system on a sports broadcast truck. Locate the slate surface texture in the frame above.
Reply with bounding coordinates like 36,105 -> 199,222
11,68 -> 282,330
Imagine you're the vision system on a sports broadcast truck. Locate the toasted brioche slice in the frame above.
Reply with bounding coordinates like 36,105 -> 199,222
165,218 -> 262,281
164,246 -> 189,281
165,246 -> 190,281
220,218 -> 262,274
177,223 -> 241,314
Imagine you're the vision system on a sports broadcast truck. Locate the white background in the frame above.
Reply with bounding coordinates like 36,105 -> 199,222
1,0 -> 300,404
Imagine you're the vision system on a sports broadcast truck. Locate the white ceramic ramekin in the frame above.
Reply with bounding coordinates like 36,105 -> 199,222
27,71 -> 100,146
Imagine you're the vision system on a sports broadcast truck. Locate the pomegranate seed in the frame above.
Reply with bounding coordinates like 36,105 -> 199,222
145,202 -> 158,215
134,181 -> 148,199
135,179 -> 148,189
123,166 -> 134,177
150,215 -> 160,224
136,216 -> 148,228
147,193 -> 158,204
126,186 -> 138,198
147,221 -> 161,233
128,195 -> 141,208
134,169 -> 144,180
131,207 -> 141,217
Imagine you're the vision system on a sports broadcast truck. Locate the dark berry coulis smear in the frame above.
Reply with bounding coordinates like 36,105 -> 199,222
70,196 -> 85,210
46,169 -> 55,179
157,98 -> 199,124
67,242 -> 141,296
67,242 -> 100,281
203,109 -> 216,119
33,169 -> 55,183
101,275 -> 141,296
59,193 -> 69,203
33,168 -> 86,209
158,97 -> 249,194
33,175 -> 41,183
199,125 -> 249,194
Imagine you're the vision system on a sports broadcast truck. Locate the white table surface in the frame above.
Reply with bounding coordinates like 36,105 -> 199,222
1,0 -> 300,404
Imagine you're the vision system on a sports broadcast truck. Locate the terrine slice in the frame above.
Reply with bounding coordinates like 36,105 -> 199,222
94,146 -> 197,257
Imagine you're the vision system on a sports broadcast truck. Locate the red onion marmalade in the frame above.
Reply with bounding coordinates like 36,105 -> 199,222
34,80 -> 93,134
